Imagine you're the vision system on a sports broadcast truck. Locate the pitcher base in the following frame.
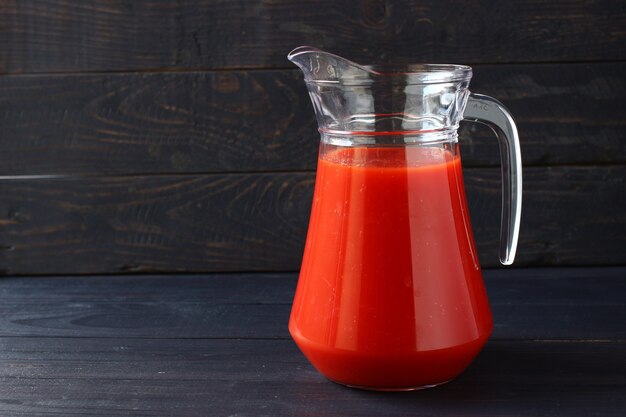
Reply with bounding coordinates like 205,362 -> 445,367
291,326 -> 490,391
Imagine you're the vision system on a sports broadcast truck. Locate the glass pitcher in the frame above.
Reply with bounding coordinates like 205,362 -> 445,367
288,46 -> 522,391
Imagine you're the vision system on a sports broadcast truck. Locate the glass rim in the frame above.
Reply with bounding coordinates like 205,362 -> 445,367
289,47 -> 473,85
305,63 -> 473,86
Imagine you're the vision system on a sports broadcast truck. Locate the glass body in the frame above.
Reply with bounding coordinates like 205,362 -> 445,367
288,47 -> 521,390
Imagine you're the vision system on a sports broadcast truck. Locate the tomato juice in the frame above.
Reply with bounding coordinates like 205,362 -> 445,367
289,143 -> 493,390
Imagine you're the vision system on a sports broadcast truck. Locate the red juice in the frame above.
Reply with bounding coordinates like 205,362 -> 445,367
289,143 -> 493,390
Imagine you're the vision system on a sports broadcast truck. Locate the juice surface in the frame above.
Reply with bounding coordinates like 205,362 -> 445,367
290,143 -> 493,388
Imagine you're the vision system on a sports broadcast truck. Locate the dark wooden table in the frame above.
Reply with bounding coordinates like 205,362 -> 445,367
1,267 -> 624,416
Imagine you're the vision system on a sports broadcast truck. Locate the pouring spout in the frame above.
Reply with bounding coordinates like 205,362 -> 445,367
287,46 -> 373,84
287,46 -> 325,66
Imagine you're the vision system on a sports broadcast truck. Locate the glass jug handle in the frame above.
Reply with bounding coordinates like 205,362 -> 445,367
463,93 -> 522,265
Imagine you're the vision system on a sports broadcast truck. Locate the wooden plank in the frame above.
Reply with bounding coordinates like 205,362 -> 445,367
0,63 -> 624,175
1,1 -> 625,73
460,62 -> 626,166
0,172 -> 315,274
0,166 -> 625,274
486,267 -> 626,340
0,269 -> 624,339
0,338 -> 623,416
0,70 -> 319,175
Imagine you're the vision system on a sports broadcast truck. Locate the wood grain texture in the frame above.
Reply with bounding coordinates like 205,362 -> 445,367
0,269 -> 623,339
1,0 -> 625,73
0,69 -> 319,175
0,166 -> 624,275
0,338 -> 623,416
0,63 -> 624,175
0,268 -> 623,416
0,172 -> 315,274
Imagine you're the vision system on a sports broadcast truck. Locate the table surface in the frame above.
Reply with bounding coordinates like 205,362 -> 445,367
0,267 -> 624,416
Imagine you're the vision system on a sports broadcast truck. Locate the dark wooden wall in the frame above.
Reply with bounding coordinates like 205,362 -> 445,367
0,0 -> 625,275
